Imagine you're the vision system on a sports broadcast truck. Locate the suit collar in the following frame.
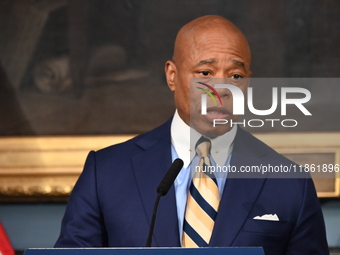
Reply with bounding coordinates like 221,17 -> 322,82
134,118 -> 173,150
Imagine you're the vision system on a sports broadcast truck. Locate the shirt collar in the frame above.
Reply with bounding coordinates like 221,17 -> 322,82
171,110 -> 237,168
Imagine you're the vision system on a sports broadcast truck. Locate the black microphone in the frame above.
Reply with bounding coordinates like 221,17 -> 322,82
146,158 -> 184,247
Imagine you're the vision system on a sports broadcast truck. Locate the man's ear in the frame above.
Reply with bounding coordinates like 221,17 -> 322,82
165,60 -> 176,91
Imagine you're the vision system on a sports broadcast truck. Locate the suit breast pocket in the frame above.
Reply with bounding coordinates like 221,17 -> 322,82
242,218 -> 292,235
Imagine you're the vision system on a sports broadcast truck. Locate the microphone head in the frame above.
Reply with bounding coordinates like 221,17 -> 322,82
157,158 -> 184,196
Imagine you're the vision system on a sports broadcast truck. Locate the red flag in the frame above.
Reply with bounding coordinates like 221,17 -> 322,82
0,222 -> 14,255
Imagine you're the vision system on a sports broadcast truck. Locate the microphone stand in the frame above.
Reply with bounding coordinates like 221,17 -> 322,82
145,192 -> 162,247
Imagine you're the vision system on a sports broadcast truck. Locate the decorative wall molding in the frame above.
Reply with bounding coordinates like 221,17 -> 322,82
0,133 -> 339,201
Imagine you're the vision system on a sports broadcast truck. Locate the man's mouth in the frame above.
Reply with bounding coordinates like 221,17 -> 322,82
205,106 -> 231,121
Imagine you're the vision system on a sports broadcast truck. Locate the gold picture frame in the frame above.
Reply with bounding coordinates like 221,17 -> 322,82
0,132 -> 339,201
0,135 -> 135,201
255,132 -> 340,198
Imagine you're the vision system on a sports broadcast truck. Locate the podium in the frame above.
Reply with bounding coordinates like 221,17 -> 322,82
24,247 -> 265,255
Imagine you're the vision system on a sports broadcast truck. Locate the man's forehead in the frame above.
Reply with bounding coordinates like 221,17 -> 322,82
174,18 -> 251,67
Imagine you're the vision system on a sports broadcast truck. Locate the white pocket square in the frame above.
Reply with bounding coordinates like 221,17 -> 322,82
253,214 -> 279,221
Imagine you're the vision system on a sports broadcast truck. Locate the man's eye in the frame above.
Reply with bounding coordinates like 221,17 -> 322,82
201,71 -> 210,76
232,74 -> 242,79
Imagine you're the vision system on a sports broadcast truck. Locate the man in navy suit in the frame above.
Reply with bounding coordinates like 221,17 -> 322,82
55,15 -> 329,254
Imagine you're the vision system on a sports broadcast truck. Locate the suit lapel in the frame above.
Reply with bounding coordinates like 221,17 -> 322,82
132,120 -> 181,247
210,176 -> 266,246
210,128 -> 268,247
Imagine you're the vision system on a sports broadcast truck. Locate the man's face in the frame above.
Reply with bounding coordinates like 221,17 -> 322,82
166,28 -> 252,138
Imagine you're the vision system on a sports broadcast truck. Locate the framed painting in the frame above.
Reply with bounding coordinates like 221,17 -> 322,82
0,1 -> 339,201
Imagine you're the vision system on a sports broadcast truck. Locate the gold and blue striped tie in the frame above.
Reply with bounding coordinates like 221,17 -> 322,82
182,136 -> 220,247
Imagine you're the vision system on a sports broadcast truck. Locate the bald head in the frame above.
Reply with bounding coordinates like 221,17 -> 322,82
172,15 -> 251,66
165,15 -> 252,137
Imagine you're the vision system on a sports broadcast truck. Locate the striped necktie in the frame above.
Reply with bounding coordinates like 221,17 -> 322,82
182,136 -> 220,247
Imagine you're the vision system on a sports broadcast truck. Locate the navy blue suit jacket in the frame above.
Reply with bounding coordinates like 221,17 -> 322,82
55,119 -> 329,255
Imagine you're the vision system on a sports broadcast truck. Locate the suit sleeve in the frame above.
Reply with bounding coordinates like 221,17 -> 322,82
54,151 -> 108,247
285,177 -> 329,254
